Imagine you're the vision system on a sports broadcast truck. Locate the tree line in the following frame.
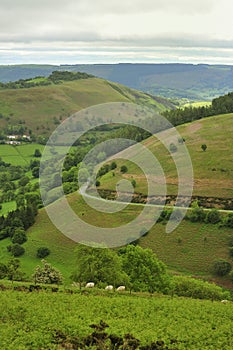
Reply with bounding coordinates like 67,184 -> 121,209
162,92 -> 233,126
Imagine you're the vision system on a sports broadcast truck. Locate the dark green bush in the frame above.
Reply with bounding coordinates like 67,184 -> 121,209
212,259 -> 232,276
37,247 -> 51,259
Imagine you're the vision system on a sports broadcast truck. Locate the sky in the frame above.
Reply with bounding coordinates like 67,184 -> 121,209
1,0 -> 233,65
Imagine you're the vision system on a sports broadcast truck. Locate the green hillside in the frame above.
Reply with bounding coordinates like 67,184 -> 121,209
1,289 -> 233,349
98,113 -> 233,200
0,192 -> 232,286
0,75 -> 174,137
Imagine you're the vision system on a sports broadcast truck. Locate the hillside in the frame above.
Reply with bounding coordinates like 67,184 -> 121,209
0,191 -> 232,286
0,75 -> 174,137
0,63 -> 233,100
1,289 -> 233,349
98,113 -> 233,201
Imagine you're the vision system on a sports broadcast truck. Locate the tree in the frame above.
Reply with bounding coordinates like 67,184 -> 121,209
34,149 -> 42,157
32,260 -> 63,285
32,166 -> 39,178
120,165 -> 128,173
11,229 -> 27,245
72,245 -> 128,288
6,258 -> 24,282
16,194 -> 25,209
110,161 -> 117,170
131,179 -> 136,188
213,259 -> 232,276
37,247 -> 51,259
121,245 -> 171,293
201,144 -> 207,152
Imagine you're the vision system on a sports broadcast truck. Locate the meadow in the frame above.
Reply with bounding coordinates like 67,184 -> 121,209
0,289 -> 233,349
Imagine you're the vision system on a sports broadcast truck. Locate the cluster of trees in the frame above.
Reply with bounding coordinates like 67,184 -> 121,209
69,244 -> 229,300
158,203 -> 233,229
71,244 -> 169,294
0,198 -> 38,257
163,92 -> 233,126
48,70 -> 94,83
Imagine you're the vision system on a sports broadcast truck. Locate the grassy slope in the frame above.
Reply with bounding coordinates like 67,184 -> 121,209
99,113 -> 233,198
1,192 -> 232,284
1,290 -> 233,349
0,78 -> 173,136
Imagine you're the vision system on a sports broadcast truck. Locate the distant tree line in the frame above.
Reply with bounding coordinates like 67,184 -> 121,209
0,71 -> 94,90
162,92 -> 233,126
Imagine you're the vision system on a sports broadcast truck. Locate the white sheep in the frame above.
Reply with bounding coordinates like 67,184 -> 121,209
85,282 -> 95,288
116,286 -> 125,291
221,300 -> 229,304
105,285 -> 114,291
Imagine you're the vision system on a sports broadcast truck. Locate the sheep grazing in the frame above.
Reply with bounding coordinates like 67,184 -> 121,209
116,286 -> 125,291
105,285 -> 114,291
221,300 -> 229,304
85,282 -> 95,288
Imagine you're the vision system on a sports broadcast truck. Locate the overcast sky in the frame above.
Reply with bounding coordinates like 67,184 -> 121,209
1,0 -> 233,65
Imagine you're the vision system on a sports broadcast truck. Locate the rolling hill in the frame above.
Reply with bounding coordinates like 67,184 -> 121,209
0,63 -> 233,100
0,75 -> 174,137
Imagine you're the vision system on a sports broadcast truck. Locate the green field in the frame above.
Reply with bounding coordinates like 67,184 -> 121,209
0,144 -> 44,165
98,113 -> 233,198
0,289 -> 233,349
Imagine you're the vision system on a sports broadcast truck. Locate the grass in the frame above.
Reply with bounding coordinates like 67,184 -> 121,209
98,113 -> 233,198
0,201 -> 16,215
1,289 -> 233,349
183,101 -> 212,108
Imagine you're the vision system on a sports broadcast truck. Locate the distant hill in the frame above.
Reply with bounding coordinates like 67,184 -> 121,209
0,73 -> 174,137
0,63 -> 233,100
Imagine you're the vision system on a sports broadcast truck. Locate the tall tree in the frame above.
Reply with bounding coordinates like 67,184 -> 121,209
121,245 -> 171,293
72,245 -> 128,288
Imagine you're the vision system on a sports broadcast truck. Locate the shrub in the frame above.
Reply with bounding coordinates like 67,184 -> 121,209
212,259 -> 232,276
188,206 -> 206,223
37,247 -> 51,259
173,275 -> 230,300
206,209 -> 221,224
201,144 -> 207,152
10,244 -> 25,257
